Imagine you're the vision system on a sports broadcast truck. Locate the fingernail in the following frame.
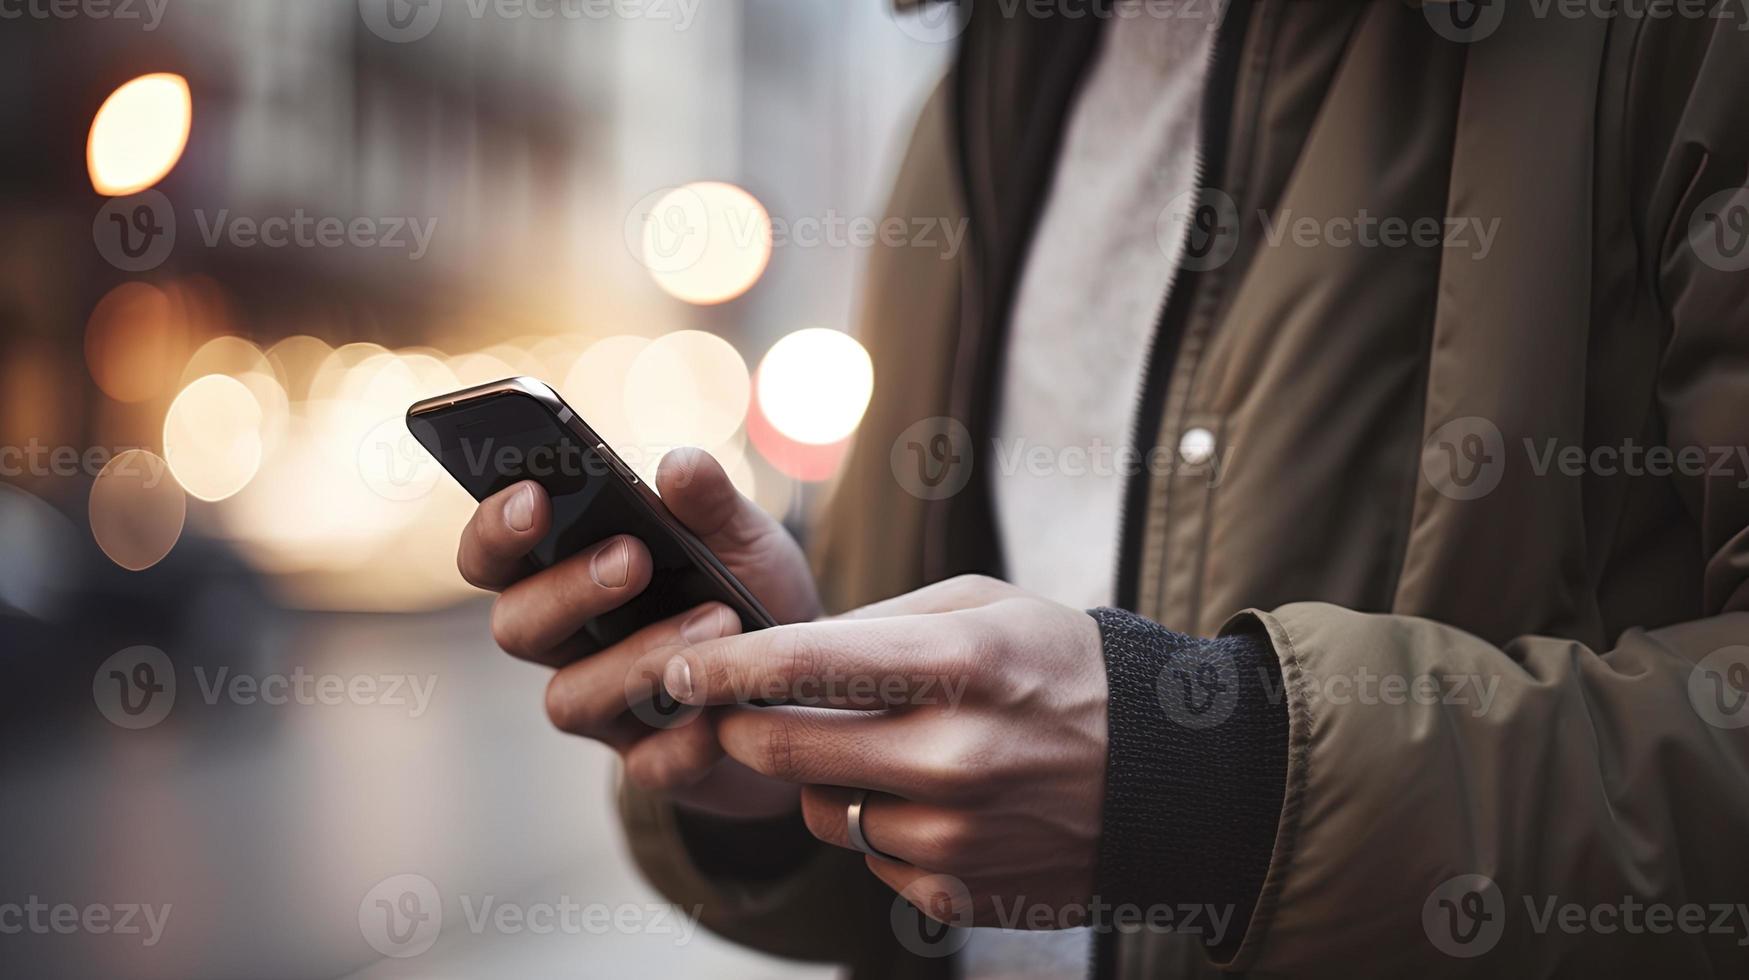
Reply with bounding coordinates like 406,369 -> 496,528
663,656 -> 694,702
505,484 -> 535,532
681,605 -> 729,645
591,538 -> 630,588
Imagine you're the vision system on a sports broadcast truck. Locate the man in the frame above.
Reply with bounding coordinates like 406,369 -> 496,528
455,1 -> 1749,976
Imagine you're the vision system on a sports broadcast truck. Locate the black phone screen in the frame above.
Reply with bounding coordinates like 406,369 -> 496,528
408,390 -> 771,647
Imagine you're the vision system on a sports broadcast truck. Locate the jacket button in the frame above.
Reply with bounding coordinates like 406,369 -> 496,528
1178,427 -> 1216,466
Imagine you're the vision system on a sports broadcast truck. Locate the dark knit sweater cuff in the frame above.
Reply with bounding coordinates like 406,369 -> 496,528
1088,607 -> 1287,956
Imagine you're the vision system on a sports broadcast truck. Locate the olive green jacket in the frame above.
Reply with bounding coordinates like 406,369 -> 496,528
622,3 -> 1749,976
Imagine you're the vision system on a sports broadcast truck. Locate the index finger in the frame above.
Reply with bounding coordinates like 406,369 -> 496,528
457,480 -> 551,591
662,615 -> 965,709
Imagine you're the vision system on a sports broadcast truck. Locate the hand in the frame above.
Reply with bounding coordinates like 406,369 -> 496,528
660,575 -> 1109,927
455,447 -> 821,819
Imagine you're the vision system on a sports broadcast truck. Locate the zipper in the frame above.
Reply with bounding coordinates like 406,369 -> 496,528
1111,0 -> 1254,614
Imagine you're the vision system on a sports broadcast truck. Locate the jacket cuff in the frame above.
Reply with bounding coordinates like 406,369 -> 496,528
1088,607 -> 1287,958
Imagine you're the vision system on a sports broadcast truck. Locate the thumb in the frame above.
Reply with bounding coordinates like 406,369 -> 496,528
655,448 -> 820,623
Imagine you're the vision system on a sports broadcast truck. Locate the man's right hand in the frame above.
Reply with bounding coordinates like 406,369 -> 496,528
455,447 -> 821,820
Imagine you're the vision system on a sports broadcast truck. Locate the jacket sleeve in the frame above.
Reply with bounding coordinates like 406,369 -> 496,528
615,780 -> 913,966
1233,21 -> 1749,978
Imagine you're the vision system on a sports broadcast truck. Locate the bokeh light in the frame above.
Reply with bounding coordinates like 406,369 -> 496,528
162,374 -> 264,501
180,335 -> 271,385
755,328 -> 873,445
640,182 -> 772,305
746,392 -> 848,482
84,282 -> 191,403
87,73 -> 193,196
89,450 -> 186,571
446,350 -> 518,388
561,334 -> 649,455
265,335 -> 334,401
622,330 -> 750,459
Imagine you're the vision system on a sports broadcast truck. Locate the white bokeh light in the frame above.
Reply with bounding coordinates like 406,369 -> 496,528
755,328 -> 873,445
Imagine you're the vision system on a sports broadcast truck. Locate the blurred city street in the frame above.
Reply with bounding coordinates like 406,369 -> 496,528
2,597 -> 835,978
0,0 -> 947,975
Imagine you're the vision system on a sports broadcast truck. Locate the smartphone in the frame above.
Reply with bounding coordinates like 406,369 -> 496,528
406,376 -> 776,648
